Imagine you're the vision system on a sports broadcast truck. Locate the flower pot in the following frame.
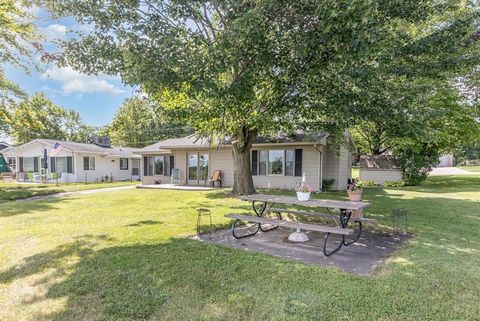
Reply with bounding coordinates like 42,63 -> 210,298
347,189 -> 363,202
296,191 -> 311,201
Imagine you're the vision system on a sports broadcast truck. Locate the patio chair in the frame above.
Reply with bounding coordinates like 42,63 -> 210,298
171,168 -> 181,185
206,170 -> 222,187
28,172 -> 41,183
49,172 -> 59,183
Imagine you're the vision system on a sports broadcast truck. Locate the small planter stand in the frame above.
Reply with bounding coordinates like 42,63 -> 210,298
288,228 -> 309,242
196,208 -> 213,237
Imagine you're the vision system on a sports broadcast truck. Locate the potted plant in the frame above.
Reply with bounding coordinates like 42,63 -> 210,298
295,181 -> 314,201
347,178 -> 363,202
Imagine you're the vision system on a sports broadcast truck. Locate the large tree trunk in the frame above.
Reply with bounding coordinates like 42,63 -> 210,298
230,127 -> 256,196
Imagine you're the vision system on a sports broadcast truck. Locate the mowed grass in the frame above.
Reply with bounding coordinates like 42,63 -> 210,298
459,165 -> 480,172
0,181 -> 140,203
1,176 -> 480,320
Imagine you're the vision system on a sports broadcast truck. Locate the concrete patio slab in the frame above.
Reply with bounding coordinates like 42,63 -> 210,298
197,226 -> 408,275
137,184 -> 215,191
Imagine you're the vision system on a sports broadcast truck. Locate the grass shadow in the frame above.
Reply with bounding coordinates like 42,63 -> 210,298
0,197 -> 76,218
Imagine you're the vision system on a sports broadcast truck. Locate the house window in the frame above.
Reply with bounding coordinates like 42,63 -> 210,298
120,158 -> 129,170
7,157 -> 15,167
23,157 -> 35,172
259,150 -> 268,175
252,149 -> 302,177
154,156 -> 164,175
285,150 -> 294,176
53,157 -> 73,174
268,150 -> 284,175
83,156 -> 95,170
144,155 -> 174,176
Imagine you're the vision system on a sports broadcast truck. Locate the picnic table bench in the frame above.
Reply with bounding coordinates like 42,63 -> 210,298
225,194 -> 372,256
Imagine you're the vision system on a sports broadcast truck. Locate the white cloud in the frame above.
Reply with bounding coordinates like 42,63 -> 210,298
42,66 -> 124,95
42,24 -> 68,41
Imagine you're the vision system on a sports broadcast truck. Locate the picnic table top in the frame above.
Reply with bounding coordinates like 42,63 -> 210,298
239,194 -> 370,211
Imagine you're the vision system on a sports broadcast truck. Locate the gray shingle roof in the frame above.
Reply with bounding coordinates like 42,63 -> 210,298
32,139 -> 141,157
359,155 -> 400,169
139,132 -> 329,153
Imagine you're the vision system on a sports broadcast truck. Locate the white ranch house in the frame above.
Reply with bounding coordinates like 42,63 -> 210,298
8,138 -> 141,183
137,133 -> 354,191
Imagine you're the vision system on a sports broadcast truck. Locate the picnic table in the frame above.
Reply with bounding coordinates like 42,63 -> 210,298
226,194 -> 371,256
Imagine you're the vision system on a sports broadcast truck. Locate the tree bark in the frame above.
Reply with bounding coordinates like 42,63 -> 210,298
230,127 -> 256,196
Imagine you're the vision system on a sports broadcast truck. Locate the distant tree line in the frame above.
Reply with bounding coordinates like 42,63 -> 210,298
2,92 -> 191,147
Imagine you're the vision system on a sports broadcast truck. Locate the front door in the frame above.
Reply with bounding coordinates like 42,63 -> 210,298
131,159 -> 140,179
187,152 -> 209,185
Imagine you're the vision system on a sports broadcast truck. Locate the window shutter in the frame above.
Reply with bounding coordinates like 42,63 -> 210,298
33,157 -> 39,172
251,150 -> 258,176
294,149 -> 302,177
67,157 -> 73,173
170,156 -> 175,175
19,157 -> 24,172
143,157 -> 148,176
50,157 -> 56,173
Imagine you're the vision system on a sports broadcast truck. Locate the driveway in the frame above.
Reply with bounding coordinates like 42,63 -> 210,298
430,167 -> 478,176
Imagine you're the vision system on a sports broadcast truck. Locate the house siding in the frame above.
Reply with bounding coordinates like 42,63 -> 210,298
74,153 -> 137,183
324,145 -> 351,190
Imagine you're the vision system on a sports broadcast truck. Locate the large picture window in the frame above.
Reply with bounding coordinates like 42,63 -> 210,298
252,149 -> 302,177
154,156 -> 164,175
144,155 -> 174,176
268,150 -> 284,175
23,157 -> 35,172
52,157 -> 73,174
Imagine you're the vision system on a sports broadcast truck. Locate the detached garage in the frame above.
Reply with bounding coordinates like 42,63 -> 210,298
359,155 -> 402,184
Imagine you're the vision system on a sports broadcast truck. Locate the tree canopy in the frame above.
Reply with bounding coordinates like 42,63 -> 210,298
105,97 -> 191,148
0,0 -> 39,131
7,92 -> 89,144
44,0 -> 480,191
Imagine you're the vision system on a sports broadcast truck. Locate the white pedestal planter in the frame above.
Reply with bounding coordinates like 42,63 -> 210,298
288,228 -> 309,242
296,192 -> 311,201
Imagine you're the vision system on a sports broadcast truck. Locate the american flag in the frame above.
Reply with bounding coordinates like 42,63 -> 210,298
49,142 -> 64,157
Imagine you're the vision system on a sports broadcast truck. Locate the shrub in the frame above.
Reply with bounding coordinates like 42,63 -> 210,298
322,179 -> 335,191
383,180 -> 405,187
395,142 -> 440,186
356,180 -> 377,187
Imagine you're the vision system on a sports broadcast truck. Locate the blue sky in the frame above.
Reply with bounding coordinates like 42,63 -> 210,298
4,6 -> 134,127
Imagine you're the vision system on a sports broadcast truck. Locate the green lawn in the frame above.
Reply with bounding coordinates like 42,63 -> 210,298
1,176 -> 480,320
459,165 -> 480,172
0,181 -> 140,203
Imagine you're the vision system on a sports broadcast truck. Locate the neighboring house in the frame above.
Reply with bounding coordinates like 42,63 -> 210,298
437,154 -> 454,167
0,142 -> 11,152
359,155 -> 402,184
1,146 -> 16,172
136,133 -> 354,190
9,137 -> 141,183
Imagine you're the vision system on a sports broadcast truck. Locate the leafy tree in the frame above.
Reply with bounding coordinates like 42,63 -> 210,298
44,0 -> 480,192
8,92 -> 87,144
107,97 -> 191,148
0,0 -> 39,132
